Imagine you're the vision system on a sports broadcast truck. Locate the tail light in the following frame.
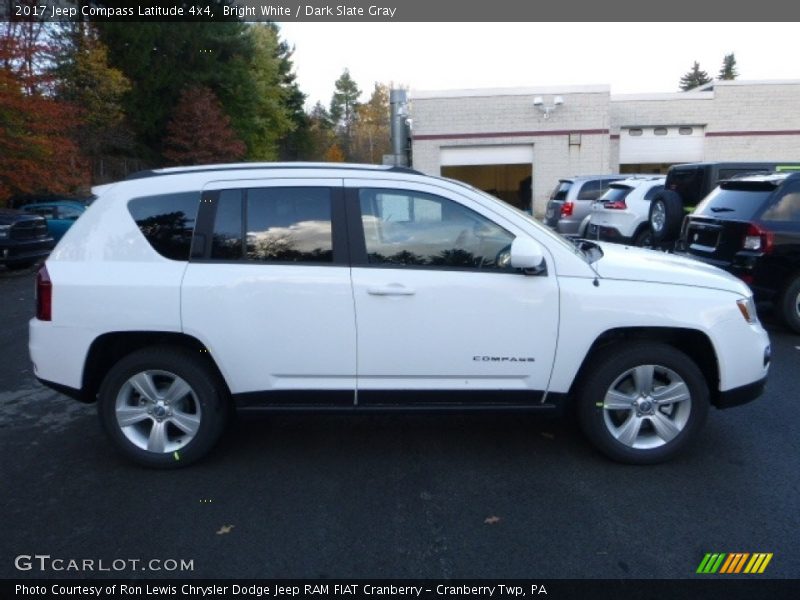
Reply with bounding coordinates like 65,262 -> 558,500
603,200 -> 627,210
743,223 -> 774,253
36,264 -> 52,321
560,201 -> 574,217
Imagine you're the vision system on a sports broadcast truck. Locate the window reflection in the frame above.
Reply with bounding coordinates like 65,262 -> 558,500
359,189 -> 515,270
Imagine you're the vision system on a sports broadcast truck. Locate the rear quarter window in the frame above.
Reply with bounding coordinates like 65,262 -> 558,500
760,184 -> 800,223
128,192 -> 200,260
550,181 -> 572,201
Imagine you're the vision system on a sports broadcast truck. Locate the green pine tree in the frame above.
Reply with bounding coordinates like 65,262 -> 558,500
679,61 -> 712,91
718,53 -> 738,80
329,69 -> 361,159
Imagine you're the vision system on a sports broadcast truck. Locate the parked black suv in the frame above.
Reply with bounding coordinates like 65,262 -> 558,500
677,172 -> 800,333
0,209 -> 55,269
649,162 -> 800,246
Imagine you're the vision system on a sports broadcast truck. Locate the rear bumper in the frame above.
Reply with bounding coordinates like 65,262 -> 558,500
587,223 -> 633,244
714,376 -> 767,409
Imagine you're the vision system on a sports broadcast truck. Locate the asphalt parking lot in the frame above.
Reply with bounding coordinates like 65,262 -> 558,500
2,266 -> 799,580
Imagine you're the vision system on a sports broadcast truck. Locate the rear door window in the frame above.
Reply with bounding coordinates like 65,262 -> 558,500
206,187 -> 334,263
246,187 -> 333,263
577,180 -> 603,200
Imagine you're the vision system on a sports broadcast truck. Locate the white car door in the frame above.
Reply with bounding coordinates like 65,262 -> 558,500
346,179 -> 560,406
181,178 -> 357,405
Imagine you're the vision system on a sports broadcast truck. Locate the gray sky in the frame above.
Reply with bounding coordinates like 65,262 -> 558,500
277,22 -> 799,107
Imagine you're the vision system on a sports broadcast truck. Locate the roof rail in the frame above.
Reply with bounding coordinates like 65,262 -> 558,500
124,162 -> 424,181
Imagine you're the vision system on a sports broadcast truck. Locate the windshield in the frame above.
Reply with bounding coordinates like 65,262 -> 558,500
694,186 -> 773,220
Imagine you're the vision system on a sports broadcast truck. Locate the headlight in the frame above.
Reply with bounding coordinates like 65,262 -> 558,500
0,225 -> 9,239
736,296 -> 758,324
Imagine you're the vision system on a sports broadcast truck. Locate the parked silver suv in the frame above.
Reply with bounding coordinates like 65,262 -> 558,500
544,175 -> 625,235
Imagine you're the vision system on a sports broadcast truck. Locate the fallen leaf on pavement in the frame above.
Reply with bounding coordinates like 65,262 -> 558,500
216,525 -> 235,535
484,516 -> 501,524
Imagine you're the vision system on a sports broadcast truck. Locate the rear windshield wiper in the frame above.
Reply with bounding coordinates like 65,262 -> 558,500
709,207 -> 735,213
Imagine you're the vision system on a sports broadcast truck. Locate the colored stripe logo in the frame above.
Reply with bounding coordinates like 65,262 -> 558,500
697,552 -> 773,574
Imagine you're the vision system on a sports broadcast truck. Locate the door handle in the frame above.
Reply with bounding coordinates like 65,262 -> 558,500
367,284 -> 416,296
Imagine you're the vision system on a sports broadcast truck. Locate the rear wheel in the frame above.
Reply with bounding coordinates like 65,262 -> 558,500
98,346 -> 228,468
778,275 -> 800,334
577,342 -> 709,464
649,190 -> 683,243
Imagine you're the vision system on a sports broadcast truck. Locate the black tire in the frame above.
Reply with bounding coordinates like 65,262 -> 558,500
577,342 -> 709,464
649,190 -> 684,243
632,226 -> 653,248
98,346 -> 228,468
777,275 -> 800,334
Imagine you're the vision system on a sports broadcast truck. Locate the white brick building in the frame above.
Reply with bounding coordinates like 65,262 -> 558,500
409,80 -> 800,215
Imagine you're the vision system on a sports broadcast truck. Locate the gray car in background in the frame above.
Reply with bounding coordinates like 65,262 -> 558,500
544,175 -> 625,235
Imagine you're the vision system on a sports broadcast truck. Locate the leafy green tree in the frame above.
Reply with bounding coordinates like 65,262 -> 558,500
246,24 -> 293,159
305,101 -> 335,161
269,25 -> 310,161
718,53 -> 739,80
679,61 -> 712,91
52,24 -> 134,181
329,69 -> 361,158
97,22 -> 255,160
351,83 -> 391,164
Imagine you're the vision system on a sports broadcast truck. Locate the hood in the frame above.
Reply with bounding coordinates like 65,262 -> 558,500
592,242 -> 751,296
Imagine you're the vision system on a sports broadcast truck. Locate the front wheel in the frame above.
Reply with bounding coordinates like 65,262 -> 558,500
98,346 -> 228,468
778,275 -> 800,334
577,342 -> 709,464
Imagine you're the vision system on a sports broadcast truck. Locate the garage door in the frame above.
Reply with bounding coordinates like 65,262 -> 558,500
619,126 -> 704,164
440,145 -> 533,167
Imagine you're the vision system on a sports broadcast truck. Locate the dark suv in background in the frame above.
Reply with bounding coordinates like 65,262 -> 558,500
677,172 -> 800,333
544,175 -> 624,236
649,162 -> 800,247
0,209 -> 54,270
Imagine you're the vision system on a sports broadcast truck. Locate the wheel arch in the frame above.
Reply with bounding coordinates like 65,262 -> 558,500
567,326 -> 721,407
81,331 -> 230,404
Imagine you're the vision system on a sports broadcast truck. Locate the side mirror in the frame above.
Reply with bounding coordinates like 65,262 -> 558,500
510,237 -> 546,275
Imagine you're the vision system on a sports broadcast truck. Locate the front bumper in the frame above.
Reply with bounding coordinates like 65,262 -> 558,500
714,375 -> 767,409
0,238 -> 54,265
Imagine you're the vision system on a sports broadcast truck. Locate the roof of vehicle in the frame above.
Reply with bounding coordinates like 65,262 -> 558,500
22,200 -> 87,208
719,171 -> 798,187
609,175 -> 666,188
558,174 -> 625,183
125,162 -> 423,181
669,161 -> 800,171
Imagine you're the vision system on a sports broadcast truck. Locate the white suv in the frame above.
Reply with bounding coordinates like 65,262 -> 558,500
587,176 -> 666,246
29,163 -> 770,468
